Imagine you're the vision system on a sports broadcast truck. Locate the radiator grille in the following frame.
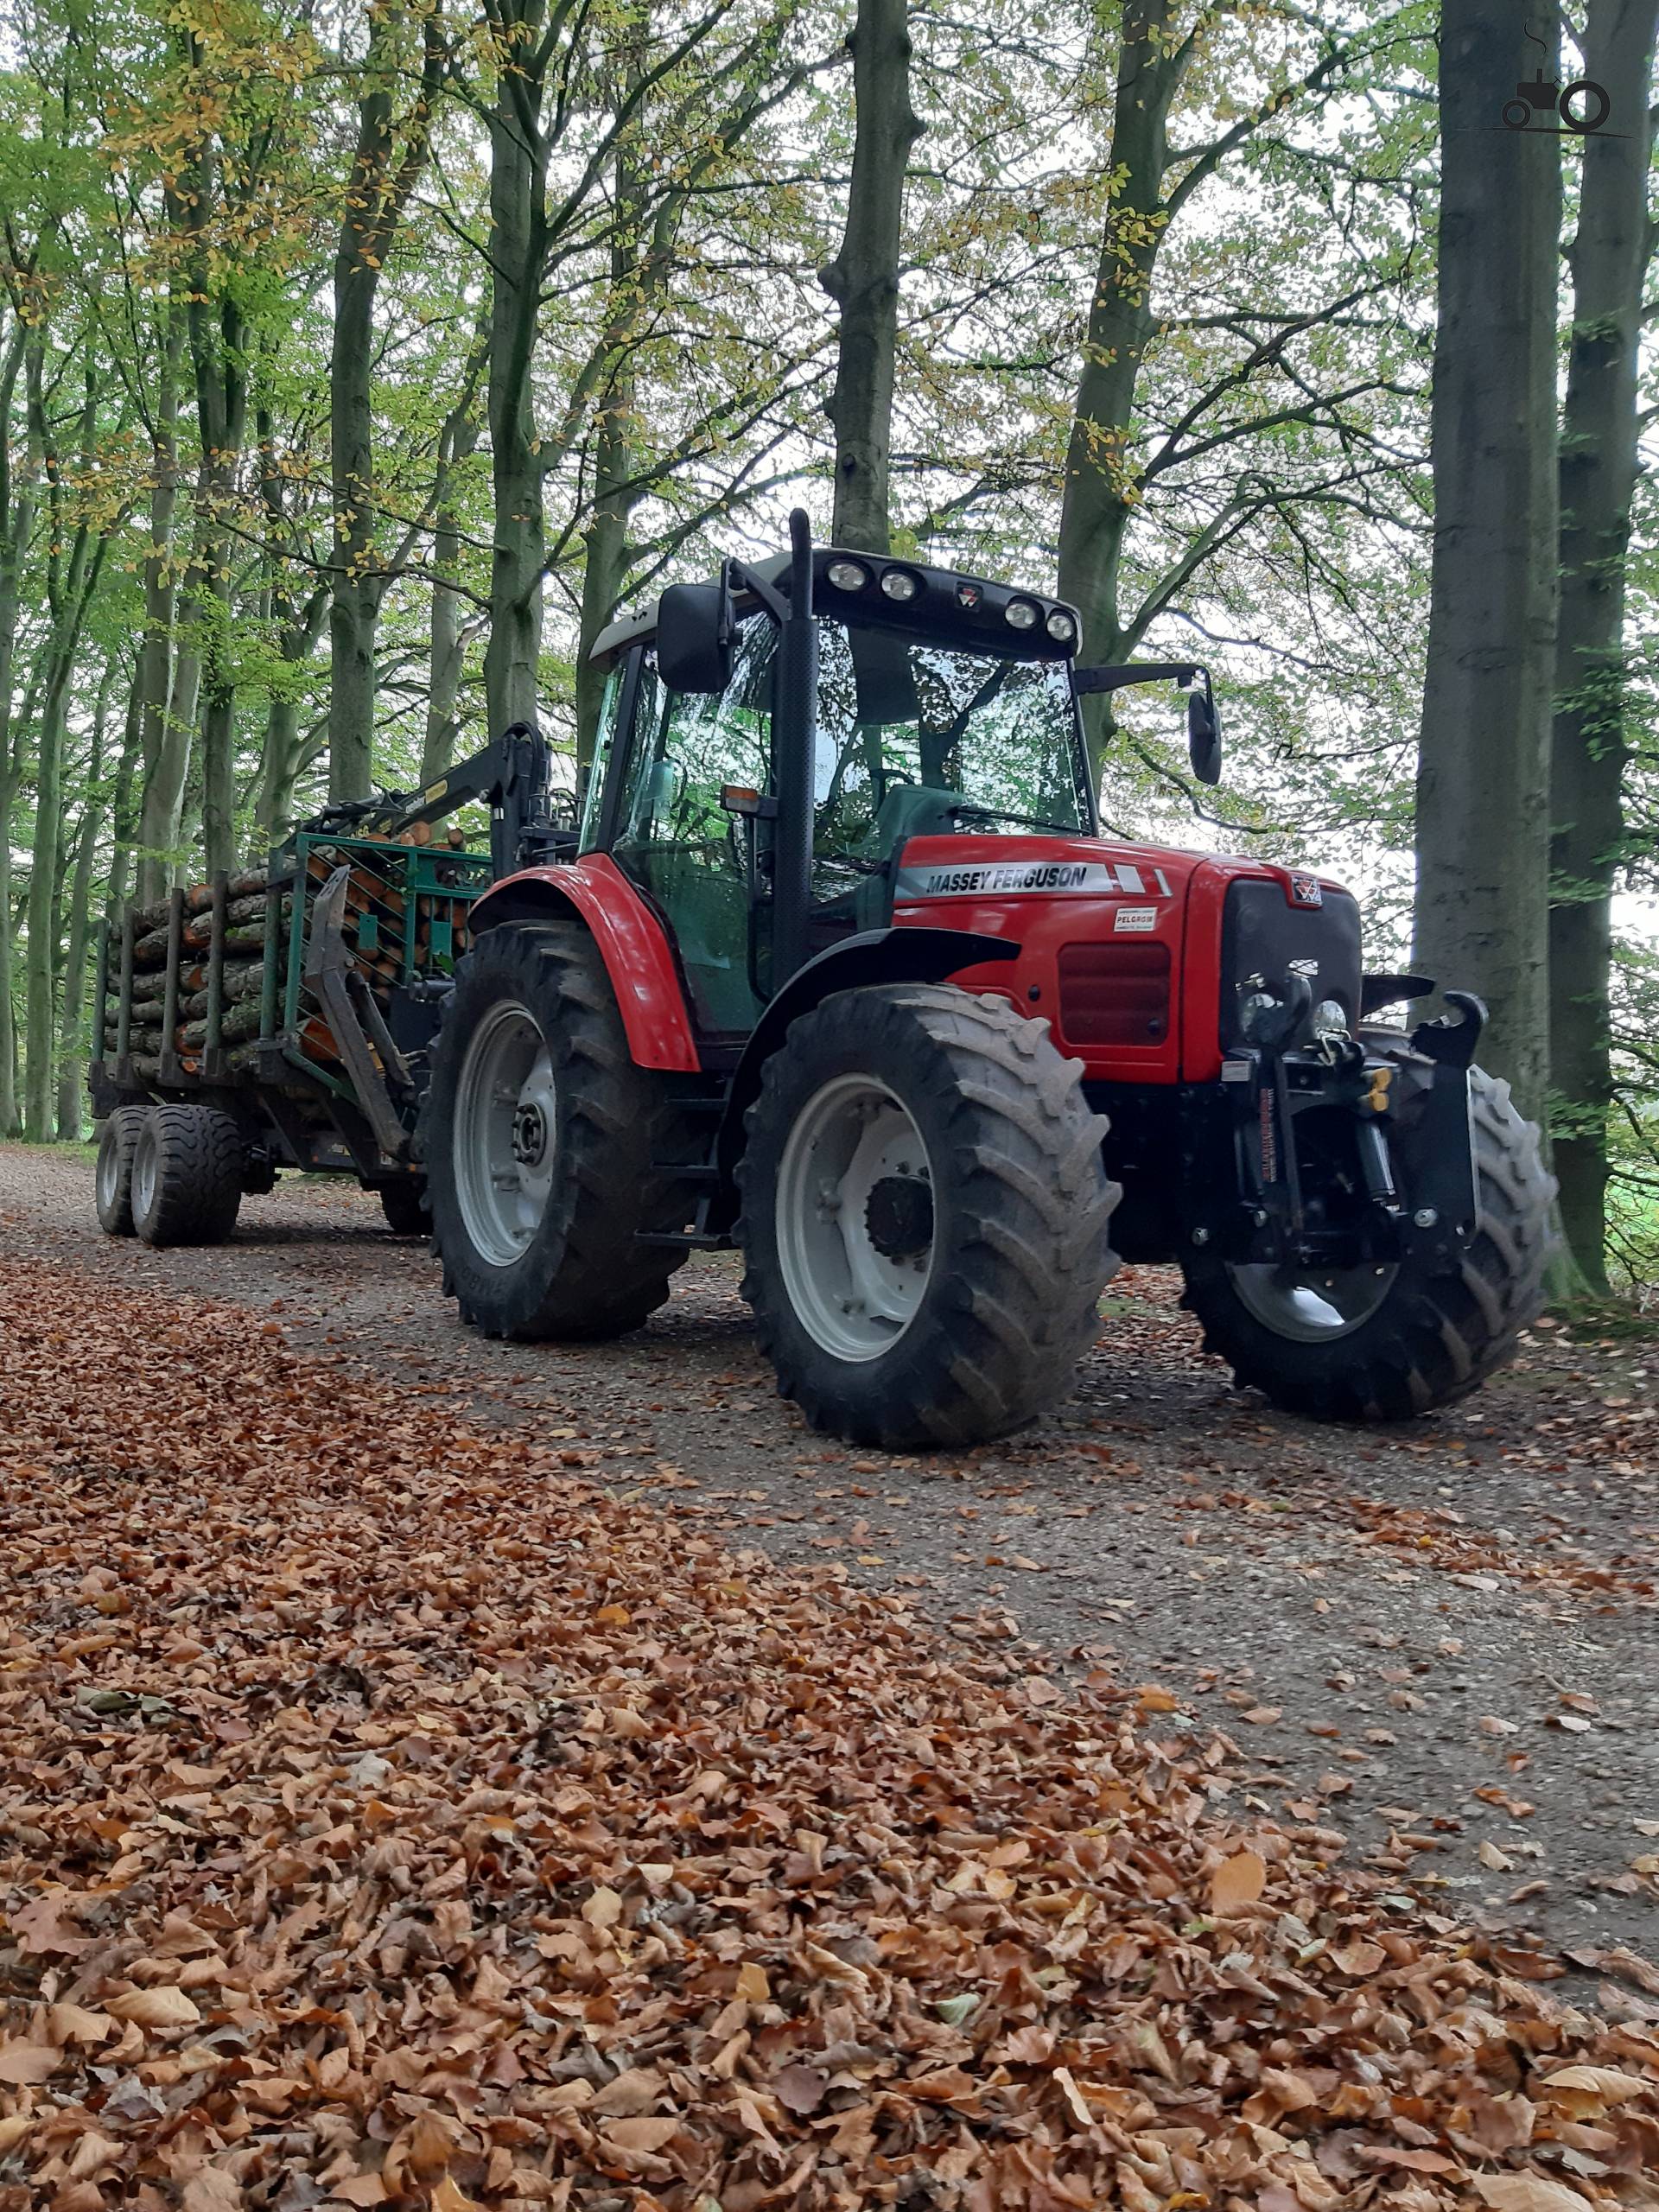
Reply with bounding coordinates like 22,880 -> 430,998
1057,941 -> 1171,1048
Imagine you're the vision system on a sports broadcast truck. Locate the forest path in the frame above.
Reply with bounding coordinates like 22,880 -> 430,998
6,1142 -> 1656,1982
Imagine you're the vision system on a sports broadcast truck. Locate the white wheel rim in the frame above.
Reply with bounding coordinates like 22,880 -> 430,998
454,1001 -> 558,1268
775,1075 -> 934,1363
97,1135 -> 120,1210
132,1131 -> 157,1221
1227,1261 -> 1397,1343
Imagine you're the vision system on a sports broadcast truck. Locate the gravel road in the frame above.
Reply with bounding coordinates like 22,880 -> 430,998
6,1141 -> 1656,1979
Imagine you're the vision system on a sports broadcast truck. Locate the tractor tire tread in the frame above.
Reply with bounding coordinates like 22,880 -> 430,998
422,921 -> 696,1342
736,983 -> 1120,1449
133,1104 -> 244,1248
95,1105 -> 151,1236
1182,1065 -> 1554,1421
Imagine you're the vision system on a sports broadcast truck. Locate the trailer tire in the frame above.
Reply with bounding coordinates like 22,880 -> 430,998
95,1106 -> 152,1236
380,1180 -> 431,1237
422,920 -> 696,1340
737,985 -> 1121,1449
131,1104 -> 245,1248
1180,1064 -> 1554,1421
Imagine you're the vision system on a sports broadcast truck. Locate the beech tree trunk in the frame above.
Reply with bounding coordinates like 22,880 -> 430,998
23,357 -> 103,1142
134,306 -> 187,907
328,7 -> 440,799
0,319 -> 36,1138
1547,0 -> 1659,1287
1056,0 -> 1192,770
820,0 -> 920,554
423,394 -> 480,781
188,220 -> 249,879
484,0 -> 549,739
1412,0 -> 1561,1122
55,659 -> 118,1140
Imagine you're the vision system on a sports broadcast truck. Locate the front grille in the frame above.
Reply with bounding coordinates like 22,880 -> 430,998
1221,880 -> 1361,1048
1057,941 -> 1170,1048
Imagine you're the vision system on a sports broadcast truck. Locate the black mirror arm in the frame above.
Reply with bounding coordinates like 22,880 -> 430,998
1074,660 -> 1201,696
727,556 -> 789,627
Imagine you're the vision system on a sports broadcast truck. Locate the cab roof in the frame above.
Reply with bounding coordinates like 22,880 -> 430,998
589,546 -> 1080,669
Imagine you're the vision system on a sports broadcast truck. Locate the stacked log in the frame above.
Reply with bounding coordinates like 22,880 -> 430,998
103,869 -> 288,1079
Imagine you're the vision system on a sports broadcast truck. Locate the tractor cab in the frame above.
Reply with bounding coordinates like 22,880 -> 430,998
582,525 -> 1213,1041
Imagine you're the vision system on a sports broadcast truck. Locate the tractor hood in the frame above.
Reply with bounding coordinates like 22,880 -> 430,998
890,834 -> 1358,1087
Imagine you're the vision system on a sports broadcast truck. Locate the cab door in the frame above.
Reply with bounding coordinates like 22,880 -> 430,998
589,625 -> 776,1038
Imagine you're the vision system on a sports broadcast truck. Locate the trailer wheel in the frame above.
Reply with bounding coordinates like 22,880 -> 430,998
379,1180 -> 431,1237
737,985 -> 1120,1449
423,920 -> 696,1340
1180,1064 -> 1554,1421
131,1104 -> 245,1248
95,1106 -> 151,1236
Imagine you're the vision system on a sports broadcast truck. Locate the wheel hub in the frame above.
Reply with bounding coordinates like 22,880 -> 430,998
866,1173 -> 932,1262
454,1001 -> 559,1268
775,1076 -> 936,1363
512,1098 -> 549,1168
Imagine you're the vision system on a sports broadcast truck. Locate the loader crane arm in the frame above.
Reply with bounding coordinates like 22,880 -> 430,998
305,723 -> 575,881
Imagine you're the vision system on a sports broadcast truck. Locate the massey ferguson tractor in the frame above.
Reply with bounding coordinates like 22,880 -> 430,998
416,513 -> 1552,1447
92,511 -> 1553,1449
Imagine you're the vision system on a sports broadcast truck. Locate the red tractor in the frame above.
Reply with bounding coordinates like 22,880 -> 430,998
421,513 -> 1553,1448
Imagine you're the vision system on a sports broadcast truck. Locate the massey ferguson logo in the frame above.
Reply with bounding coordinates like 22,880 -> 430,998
895,859 -> 1173,902
1289,872 -> 1323,909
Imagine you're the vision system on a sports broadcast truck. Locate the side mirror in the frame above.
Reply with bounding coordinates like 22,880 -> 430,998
1187,680 -> 1223,785
657,579 -> 733,695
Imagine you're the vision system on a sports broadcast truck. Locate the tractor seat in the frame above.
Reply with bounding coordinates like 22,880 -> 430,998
849,784 -> 965,931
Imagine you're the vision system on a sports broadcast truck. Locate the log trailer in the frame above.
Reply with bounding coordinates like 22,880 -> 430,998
93,513 -> 1554,1446
89,728 -> 570,1240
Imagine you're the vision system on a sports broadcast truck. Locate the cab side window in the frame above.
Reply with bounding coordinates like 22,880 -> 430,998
611,623 -> 775,1033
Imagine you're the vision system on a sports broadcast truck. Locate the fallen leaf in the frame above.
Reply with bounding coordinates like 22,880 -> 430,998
772,2063 -> 828,2115
0,2041 -> 59,2084
105,1985 -> 201,2029
1472,2177 -> 1593,2212
1210,1848 -> 1267,1913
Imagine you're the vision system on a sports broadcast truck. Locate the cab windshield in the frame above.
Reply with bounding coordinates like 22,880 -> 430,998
813,620 -> 1092,876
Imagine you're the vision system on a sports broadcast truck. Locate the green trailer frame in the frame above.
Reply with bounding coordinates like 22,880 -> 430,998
90,829 -> 494,1191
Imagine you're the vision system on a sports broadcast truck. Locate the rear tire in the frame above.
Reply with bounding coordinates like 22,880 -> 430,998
131,1104 -> 245,1248
422,920 -> 696,1340
379,1180 -> 431,1236
1181,1064 -> 1554,1420
95,1106 -> 151,1236
737,985 -> 1121,1449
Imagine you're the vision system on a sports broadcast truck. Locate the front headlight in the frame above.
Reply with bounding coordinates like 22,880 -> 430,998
1239,989 -> 1282,1046
1312,997 -> 1349,1039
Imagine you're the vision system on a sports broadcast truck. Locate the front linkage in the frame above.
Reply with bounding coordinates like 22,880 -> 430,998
1187,978 -> 1487,1277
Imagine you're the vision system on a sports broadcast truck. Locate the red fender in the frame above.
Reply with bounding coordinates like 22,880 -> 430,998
467,855 -> 701,1073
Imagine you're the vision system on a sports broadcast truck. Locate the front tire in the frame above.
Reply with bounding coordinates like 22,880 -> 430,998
95,1106 -> 151,1236
737,985 -> 1120,1449
1181,1064 -> 1554,1420
131,1105 -> 245,1248
422,920 -> 695,1341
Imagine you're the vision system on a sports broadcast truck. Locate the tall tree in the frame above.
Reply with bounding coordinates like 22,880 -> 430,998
1548,0 -> 1659,1287
0,308 -> 37,1137
1412,1 -> 1561,1121
132,290 -> 188,907
328,0 -> 444,801
820,0 -> 920,553
1054,3 -> 1369,771
22,348 -> 111,1141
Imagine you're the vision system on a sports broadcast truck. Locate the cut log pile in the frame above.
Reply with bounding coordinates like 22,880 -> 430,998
99,842 -> 480,1090
102,870 -> 286,1081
